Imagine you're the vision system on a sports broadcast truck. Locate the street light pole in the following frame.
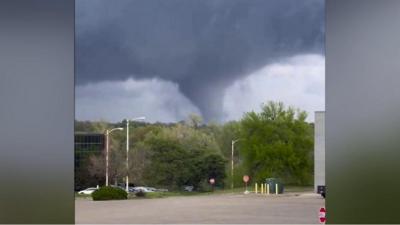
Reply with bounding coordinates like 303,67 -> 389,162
105,127 -> 123,186
231,139 -> 240,190
106,130 -> 110,187
126,119 -> 129,192
126,117 -> 146,193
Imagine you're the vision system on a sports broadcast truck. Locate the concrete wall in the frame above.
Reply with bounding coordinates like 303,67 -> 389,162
314,111 -> 325,192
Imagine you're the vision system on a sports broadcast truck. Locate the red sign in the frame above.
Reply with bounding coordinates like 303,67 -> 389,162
319,207 -> 326,224
209,178 -> 215,184
243,175 -> 250,183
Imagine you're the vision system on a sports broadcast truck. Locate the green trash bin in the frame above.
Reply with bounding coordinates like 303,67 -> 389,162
265,178 -> 284,194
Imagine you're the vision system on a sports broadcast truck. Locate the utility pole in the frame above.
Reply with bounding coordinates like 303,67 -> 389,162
231,139 -> 240,190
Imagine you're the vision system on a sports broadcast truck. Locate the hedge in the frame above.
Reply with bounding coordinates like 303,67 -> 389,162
92,186 -> 127,201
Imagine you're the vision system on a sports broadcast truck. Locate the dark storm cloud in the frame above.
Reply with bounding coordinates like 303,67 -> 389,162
76,0 -> 324,121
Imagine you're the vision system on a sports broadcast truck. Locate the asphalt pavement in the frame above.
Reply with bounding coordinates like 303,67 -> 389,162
75,192 -> 324,224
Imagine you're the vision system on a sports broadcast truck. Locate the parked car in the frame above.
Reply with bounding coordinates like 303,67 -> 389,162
183,185 -> 194,192
146,187 -> 157,192
317,185 -> 326,199
130,186 -> 155,193
78,187 -> 98,195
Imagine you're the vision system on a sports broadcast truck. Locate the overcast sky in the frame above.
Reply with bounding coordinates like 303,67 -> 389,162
75,0 -> 325,123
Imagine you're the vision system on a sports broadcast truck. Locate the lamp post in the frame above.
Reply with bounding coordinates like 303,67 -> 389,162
231,139 -> 241,190
105,127 -> 123,186
126,117 -> 146,192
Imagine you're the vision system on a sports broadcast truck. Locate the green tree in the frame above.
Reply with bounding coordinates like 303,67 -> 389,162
240,101 -> 313,185
186,113 -> 203,128
142,138 -> 193,188
204,121 -> 242,187
141,120 -> 226,190
200,154 -> 227,186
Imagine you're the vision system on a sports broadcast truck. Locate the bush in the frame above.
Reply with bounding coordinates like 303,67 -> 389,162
197,180 -> 213,192
92,186 -> 127,201
135,190 -> 146,197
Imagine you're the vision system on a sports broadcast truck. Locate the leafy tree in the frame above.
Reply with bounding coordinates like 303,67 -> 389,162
75,104 -> 314,189
141,121 -> 226,190
87,154 -> 105,184
200,121 -> 243,187
240,101 -> 313,185
186,113 -> 203,128
200,154 -> 227,186
142,138 -> 192,188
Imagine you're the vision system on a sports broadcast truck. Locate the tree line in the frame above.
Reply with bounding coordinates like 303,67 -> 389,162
75,101 -> 314,191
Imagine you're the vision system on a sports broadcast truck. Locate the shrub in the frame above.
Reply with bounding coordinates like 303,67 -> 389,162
135,190 -> 146,197
197,180 -> 213,192
92,186 -> 127,201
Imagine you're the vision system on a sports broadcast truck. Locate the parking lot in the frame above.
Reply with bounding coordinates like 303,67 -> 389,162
75,192 -> 324,224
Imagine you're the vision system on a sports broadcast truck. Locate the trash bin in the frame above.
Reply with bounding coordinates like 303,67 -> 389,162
265,178 -> 284,194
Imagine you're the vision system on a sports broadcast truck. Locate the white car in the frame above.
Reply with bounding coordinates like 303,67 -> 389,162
78,187 -> 98,195
146,187 -> 157,192
183,185 -> 194,192
131,186 -> 155,193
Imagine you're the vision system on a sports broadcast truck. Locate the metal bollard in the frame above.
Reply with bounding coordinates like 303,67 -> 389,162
267,184 -> 270,195
275,183 -> 278,195
255,183 -> 258,194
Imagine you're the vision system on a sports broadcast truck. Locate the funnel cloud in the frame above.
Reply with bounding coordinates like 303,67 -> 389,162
76,0 -> 325,122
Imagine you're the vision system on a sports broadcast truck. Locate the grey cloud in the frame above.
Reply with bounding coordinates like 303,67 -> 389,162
76,78 -> 201,123
76,0 -> 324,121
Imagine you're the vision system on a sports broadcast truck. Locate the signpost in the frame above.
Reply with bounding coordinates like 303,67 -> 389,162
319,207 -> 326,224
243,175 -> 250,194
209,178 -> 215,191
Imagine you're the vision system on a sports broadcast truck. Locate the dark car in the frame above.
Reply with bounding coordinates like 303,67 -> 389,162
317,185 -> 326,198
